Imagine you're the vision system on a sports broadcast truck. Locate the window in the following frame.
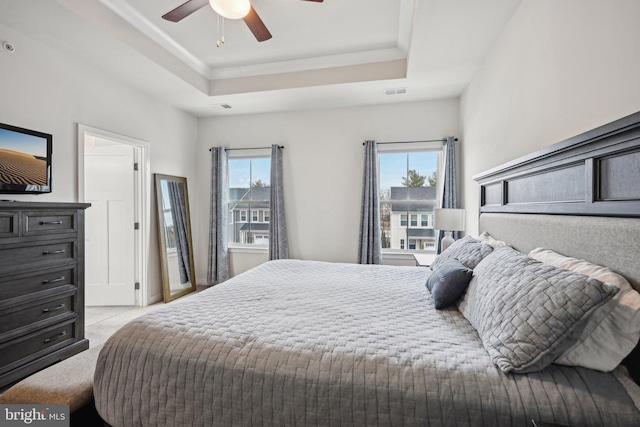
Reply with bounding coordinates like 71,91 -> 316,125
379,148 -> 442,252
228,156 -> 271,246
264,210 -> 270,222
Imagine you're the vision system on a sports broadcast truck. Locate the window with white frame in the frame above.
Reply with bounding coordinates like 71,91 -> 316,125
379,146 -> 442,252
228,156 -> 271,246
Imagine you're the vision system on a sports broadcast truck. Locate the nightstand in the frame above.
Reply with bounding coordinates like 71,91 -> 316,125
413,253 -> 437,267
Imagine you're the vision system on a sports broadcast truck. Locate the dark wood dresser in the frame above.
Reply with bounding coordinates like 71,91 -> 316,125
0,201 -> 90,389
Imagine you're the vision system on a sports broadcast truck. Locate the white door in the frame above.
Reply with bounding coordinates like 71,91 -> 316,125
84,137 -> 136,305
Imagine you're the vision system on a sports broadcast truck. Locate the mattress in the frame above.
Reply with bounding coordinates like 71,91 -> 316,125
93,259 -> 640,426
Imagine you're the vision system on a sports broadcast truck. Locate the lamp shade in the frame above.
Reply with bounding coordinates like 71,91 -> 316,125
434,208 -> 465,232
209,0 -> 251,20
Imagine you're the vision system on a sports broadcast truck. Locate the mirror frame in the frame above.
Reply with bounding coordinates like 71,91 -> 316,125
154,173 -> 197,302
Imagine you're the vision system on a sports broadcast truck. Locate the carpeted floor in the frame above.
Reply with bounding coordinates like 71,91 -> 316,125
85,304 -> 165,347
85,285 -> 209,347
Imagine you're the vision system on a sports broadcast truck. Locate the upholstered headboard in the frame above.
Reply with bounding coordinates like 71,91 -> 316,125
473,110 -> 640,381
479,213 -> 640,291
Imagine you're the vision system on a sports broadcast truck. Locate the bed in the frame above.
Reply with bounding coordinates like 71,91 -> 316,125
94,111 -> 640,426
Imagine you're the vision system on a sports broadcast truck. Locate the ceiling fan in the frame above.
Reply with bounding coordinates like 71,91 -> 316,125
162,0 -> 324,42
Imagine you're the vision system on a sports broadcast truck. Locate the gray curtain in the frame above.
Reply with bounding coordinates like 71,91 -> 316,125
358,140 -> 382,264
437,136 -> 459,254
207,147 -> 229,284
167,181 -> 191,284
269,144 -> 289,260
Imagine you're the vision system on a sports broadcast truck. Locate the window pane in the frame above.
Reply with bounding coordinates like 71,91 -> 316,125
379,150 -> 440,252
408,152 -> 438,188
249,157 -> 270,201
229,159 -> 251,196
228,156 -> 271,246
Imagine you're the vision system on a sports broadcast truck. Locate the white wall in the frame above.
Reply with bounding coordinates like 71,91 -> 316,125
195,99 -> 460,281
0,24 -> 198,303
460,0 -> 640,235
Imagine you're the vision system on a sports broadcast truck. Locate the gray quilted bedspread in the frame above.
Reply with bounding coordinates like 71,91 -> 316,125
93,260 -> 640,426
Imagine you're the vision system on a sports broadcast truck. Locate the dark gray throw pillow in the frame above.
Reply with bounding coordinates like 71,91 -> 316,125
426,259 -> 474,309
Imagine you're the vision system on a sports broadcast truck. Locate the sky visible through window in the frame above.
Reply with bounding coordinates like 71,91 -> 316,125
379,151 -> 438,194
228,154 -> 436,190
229,157 -> 270,188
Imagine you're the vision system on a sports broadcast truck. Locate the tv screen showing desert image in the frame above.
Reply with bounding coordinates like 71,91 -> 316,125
0,123 -> 52,194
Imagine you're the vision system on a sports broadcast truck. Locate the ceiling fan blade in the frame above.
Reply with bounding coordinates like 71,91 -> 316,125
243,6 -> 272,42
162,0 -> 209,22
301,0 -> 324,2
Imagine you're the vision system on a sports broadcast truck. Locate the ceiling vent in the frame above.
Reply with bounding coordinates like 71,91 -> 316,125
211,103 -> 232,109
385,87 -> 406,96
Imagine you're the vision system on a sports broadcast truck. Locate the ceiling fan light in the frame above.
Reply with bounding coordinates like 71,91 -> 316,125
209,0 -> 251,20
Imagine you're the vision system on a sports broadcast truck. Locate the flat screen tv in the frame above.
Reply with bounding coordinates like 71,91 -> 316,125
0,122 -> 52,194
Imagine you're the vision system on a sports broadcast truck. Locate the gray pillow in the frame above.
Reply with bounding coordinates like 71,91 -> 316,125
426,259 -> 473,309
458,247 -> 619,373
430,236 -> 494,271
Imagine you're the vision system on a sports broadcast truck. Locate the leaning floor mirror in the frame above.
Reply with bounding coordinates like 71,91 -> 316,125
154,174 -> 197,302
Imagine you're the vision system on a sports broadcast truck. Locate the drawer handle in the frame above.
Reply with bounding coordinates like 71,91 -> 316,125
40,220 -> 64,225
42,276 -> 66,284
43,331 -> 67,344
42,249 -> 66,255
42,303 -> 66,313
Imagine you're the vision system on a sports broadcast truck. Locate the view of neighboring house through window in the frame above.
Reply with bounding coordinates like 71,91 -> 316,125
228,156 -> 271,245
379,149 -> 441,252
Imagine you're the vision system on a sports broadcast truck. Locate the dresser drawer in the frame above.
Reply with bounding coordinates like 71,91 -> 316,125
0,267 -> 76,303
0,320 -> 78,376
0,241 -> 75,268
23,211 -> 77,236
0,292 -> 76,340
0,211 -> 19,238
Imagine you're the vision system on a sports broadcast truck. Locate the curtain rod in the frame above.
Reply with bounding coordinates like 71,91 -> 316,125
209,145 -> 284,151
362,138 -> 458,145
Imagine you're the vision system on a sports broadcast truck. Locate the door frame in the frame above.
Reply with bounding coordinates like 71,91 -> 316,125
77,124 -> 151,306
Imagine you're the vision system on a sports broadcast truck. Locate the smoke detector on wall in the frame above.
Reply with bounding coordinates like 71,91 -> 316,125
2,42 -> 16,53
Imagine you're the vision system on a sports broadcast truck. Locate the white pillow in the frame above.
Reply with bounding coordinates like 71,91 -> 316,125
477,231 -> 510,249
528,247 -> 640,371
